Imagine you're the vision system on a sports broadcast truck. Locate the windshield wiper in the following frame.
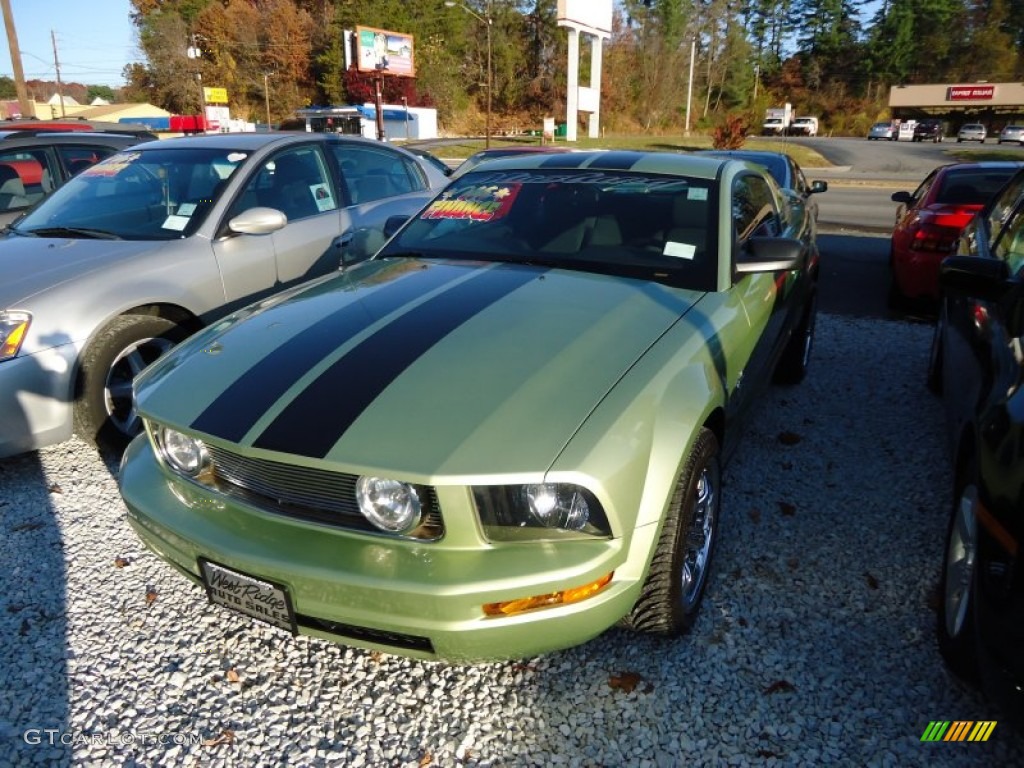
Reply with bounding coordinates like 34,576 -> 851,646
21,226 -> 122,240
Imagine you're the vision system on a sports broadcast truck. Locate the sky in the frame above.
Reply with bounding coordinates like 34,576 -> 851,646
0,0 -> 136,88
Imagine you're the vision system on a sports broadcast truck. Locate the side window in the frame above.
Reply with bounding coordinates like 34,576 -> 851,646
0,148 -> 58,209
732,174 -> 781,243
331,145 -> 425,205
231,146 -> 337,222
910,172 -> 936,208
57,145 -> 119,178
986,175 -> 1024,243
993,207 -> 1024,277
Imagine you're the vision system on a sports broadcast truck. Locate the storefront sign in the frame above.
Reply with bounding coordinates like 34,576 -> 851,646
946,85 -> 995,101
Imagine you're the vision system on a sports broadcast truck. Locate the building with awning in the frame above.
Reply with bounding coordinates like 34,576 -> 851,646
889,82 -> 1024,130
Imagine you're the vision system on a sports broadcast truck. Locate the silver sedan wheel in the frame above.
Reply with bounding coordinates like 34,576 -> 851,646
943,483 -> 977,639
680,462 -> 719,610
103,336 -> 176,437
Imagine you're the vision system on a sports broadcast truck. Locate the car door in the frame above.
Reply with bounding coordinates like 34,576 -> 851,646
214,143 -> 345,301
724,172 -> 790,425
327,142 -> 435,264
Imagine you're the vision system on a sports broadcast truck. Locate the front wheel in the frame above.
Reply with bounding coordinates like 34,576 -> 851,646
74,315 -> 188,454
622,428 -> 721,636
936,468 -> 981,682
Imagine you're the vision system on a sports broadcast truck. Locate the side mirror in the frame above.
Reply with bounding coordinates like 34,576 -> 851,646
383,214 -> 408,238
227,206 -> 287,235
736,237 -> 806,273
809,180 -> 828,195
891,191 -> 913,205
938,255 -> 1011,301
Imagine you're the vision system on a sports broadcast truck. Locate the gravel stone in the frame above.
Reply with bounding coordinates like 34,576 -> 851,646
1,314 -> 1023,766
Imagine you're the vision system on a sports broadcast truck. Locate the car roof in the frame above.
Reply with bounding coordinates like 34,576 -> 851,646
936,161 -> 1023,172
456,149 -> 732,180
696,150 -> 790,186
144,132 -> 415,152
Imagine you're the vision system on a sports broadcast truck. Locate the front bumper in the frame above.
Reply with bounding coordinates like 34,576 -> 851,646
119,437 -> 648,663
0,345 -> 77,458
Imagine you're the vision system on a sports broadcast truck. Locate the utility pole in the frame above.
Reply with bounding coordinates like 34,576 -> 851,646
0,0 -> 32,118
51,30 -> 65,117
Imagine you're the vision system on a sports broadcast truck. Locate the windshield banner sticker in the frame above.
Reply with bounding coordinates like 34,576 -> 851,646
421,183 -> 521,222
80,152 -> 141,178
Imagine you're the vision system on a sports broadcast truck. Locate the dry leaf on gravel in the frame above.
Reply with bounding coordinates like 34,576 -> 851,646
777,431 -> 802,446
203,729 -> 235,747
609,671 -> 644,693
763,680 -> 796,695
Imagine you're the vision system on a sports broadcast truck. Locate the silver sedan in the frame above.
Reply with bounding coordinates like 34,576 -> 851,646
957,124 -> 987,143
998,125 -> 1024,144
0,132 -> 448,458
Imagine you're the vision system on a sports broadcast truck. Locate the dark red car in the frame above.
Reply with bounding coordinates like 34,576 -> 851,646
889,161 -> 1023,304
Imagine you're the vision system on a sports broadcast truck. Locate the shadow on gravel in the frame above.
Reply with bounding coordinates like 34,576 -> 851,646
0,450 -> 70,765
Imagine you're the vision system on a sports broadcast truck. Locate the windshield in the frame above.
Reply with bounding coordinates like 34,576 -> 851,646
12,146 -> 247,240
377,168 -> 718,291
936,169 -> 1018,206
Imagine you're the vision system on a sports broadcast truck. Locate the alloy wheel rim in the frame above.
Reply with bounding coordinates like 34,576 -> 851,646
944,484 -> 978,639
680,463 -> 718,608
104,336 -> 175,436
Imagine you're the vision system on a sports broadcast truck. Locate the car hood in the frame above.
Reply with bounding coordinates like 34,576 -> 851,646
0,234 -> 165,305
138,257 -> 704,477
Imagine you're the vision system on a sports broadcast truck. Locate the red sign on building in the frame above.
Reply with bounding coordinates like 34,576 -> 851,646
946,85 -> 996,101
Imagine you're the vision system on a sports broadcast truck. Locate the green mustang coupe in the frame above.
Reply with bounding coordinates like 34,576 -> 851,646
119,151 -> 819,662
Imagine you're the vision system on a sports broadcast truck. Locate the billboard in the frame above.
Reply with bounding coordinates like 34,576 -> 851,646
557,0 -> 612,34
356,26 -> 415,77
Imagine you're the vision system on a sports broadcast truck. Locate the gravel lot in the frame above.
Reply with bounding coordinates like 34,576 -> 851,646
1,312 -> 1021,767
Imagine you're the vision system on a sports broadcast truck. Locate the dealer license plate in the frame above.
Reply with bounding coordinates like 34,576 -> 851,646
199,559 -> 297,634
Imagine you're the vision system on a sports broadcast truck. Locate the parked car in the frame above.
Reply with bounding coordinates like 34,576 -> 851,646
0,132 -> 448,459
997,125 -> 1024,144
888,161 -> 1023,304
957,124 -> 987,143
697,149 -> 828,223
788,116 -> 819,137
913,120 -> 945,143
926,167 -> 1024,723
0,130 -> 148,226
451,145 -> 575,177
868,122 -> 896,141
119,150 -> 820,663
403,145 -> 453,177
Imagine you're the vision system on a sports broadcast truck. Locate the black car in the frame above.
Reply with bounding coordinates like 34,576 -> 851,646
913,120 -> 945,143
928,167 -> 1024,724
0,130 -> 149,226
698,149 -> 828,221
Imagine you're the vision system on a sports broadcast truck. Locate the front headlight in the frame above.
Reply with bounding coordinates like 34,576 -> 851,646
474,483 -> 611,541
0,311 -> 31,362
153,425 -> 212,479
356,476 -> 425,535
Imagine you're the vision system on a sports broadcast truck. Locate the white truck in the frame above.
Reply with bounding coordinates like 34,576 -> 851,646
762,103 -> 793,136
789,116 -> 819,137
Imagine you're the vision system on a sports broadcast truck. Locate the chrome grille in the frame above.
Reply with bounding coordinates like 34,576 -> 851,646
205,445 -> 444,539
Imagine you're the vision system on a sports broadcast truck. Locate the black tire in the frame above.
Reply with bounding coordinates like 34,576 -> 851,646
887,273 -> 907,311
622,428 -> 721,636
936,465 -> 981,682
926,311 -> 944,395
774,290 -> 817,385
74,315 -> 187,454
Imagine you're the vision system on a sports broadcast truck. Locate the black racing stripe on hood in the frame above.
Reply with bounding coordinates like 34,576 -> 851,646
252,264 -> 545,458
190,263 -> 465,442
586,152 -> 644,170
540,153 -> 588,168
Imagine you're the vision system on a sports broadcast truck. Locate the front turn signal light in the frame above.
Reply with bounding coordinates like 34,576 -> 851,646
483,572 -> 613,617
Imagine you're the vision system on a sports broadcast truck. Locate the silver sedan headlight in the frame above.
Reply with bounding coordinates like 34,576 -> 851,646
0,311 -> 31,362
473,483 -> 611,541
